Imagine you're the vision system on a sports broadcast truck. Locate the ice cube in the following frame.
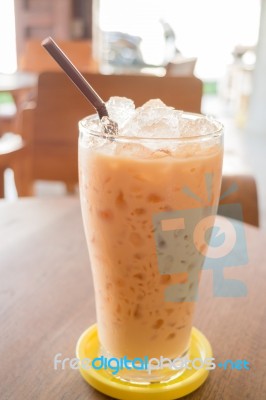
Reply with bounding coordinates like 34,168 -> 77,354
179,116 -> 219,137
121,106 -> 181,138
152,149 -> 173,158
120,115 -> 141,137
115,143 -> 153,158
136,98 -> 175,128
107,96 -> 135,110
138,107 -> 175,126
101,116 -> 118,136
167,110 -> 182,129
106,96 -> 135,128
141,98 -> 170,109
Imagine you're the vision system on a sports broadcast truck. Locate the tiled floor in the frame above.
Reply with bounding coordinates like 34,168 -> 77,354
4,94 -> 266,230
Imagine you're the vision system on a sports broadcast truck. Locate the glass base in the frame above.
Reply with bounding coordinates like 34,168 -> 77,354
100,346 -> 189,384
76,325 -> 213,399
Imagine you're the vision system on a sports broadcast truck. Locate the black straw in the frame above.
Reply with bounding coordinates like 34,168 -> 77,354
42,37 -> 108,119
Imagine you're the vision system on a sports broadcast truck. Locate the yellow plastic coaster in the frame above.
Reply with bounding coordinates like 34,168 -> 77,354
76,324 -> 212,400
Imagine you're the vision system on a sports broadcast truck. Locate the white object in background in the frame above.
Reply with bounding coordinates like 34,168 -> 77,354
0,0 -> 17,73
247,0 -> 266,136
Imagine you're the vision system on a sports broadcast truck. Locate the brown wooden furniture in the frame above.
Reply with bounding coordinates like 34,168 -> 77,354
19,71 -> 203,194
15,72 -> 260,227
82,72 -> 203,111
0,107 -> 34,198
220,175 -> 259,227
0,73 -> 38,197
0,135 -> 24,197
0,72 -> 38,135
0,197 -> 265,399
0,103 -> 16,136
19,39 -> 98,73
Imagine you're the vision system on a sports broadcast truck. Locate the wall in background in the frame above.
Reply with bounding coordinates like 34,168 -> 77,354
14,0 -> 93,60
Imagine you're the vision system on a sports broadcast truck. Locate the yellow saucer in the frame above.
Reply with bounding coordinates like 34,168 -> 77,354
76,324 -> 212,400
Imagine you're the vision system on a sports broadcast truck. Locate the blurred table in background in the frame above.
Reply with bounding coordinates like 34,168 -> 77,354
0,71 -> 37,94
0,71 -> 38,133
0,71 -> 37,197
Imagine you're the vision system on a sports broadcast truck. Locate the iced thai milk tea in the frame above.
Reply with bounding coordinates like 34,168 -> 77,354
79,98 -> 223,382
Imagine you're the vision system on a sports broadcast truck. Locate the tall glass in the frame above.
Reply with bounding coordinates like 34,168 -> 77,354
78,112 -> 223,383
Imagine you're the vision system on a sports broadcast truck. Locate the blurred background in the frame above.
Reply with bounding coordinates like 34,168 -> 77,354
0,0 -> 265,229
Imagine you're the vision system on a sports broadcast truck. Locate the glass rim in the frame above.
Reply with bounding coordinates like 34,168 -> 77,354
79,112 -> 224,143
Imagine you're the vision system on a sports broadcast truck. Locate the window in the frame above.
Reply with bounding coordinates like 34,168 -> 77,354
96,0 -> 261,79
0,0 -> 17,73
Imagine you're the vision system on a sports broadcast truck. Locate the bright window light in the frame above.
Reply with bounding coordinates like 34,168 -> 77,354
0,0 -> 17,73
98,0 -> 261,80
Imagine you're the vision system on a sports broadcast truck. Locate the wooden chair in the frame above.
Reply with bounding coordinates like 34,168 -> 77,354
219,175 -> 259,227
0,101 -> 17,136
19,39 -> 98,73
15,72 -> 260,227
0,142 -> 31,198
17,71 -> 203,195
15,73 -> 260,226
84,73 -> 203,112
0,107 -> 33,198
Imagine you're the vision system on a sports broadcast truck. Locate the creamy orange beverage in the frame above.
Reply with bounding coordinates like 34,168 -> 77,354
79,98 -> 223,382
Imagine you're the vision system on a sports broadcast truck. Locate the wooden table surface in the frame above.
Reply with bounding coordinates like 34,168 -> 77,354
0,71 -> 38,113
0,197 -> 266,400
0,71 -> 37,93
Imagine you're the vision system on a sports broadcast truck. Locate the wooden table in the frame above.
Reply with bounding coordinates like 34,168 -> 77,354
0,71 -> 37,120
0,71 -> 37,138
0,71 -> 37,94
0,72 -> 38,197
0,198 -> 266,400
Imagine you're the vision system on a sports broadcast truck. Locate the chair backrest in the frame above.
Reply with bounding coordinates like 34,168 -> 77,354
86,73 -> 203,112
19,39 -> 98,73
219,174 -> 259,227
31,71 -> 203,184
